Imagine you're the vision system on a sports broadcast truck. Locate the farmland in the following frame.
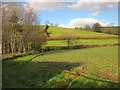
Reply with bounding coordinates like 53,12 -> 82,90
3,26 -> 120,88
47,26 -> 118,39
2,2 -> 119,89
3,46 -> 119,88
46,39 -> 118,46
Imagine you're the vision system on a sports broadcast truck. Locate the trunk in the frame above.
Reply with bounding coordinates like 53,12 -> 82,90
67,38 -> 70,47
10,29 -> 15,55
2,43 -> 5,54
9,43 -> 12,53
10,41 -> 14,55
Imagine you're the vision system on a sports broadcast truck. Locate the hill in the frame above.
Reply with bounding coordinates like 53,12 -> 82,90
46,26 -> 118,40
101,26 -> 119,35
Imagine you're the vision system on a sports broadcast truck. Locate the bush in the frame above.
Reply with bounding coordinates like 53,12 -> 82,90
47,74 -> 71,88
68,77 -> 117,88
47,71 -> 118,88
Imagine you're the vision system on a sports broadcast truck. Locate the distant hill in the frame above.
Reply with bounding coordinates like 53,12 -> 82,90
44,26 -> 118,40
101,26 -> 119,35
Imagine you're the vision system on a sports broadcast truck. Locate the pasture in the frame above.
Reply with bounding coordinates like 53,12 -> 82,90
3,26 -> 119,88
46,39 -> 118,46
3,46 -> 119,88
2,2 -> 119,88
47,26 -> 118,39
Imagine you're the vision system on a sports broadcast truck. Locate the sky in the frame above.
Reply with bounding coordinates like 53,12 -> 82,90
3,0 -> 119,28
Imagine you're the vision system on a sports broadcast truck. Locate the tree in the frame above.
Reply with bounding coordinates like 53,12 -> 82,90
45,20 -> 49,25
54,23 -> 59,27
2,2 -> 47,54
61,31 -> 78,48
92,23 -> 101,32
44,24 -> 51,37
50,23 -> 53,26
85,25 -> 90,31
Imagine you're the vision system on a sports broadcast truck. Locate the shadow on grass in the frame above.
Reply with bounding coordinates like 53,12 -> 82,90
3,60 -> 82,88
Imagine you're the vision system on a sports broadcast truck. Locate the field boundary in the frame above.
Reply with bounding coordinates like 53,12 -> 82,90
2,43 -> 119,60
44,43 -> 120,51
48,36 -> 120,40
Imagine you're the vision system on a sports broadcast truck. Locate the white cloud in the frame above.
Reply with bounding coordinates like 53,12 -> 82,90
24,0 -> 118,14
68,18 -> 110,28
67,0 -> 118,16
23,0 -> 78,2
28,2 -> 64,11
24,0 -> 65,11
58,24 -> 74,28
24,0 -> 119,2
92,11 -> 99,16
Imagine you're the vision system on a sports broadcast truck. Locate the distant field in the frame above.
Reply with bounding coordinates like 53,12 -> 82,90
47,26 -> 118,39
46,39 -> 118,46
101,27 -> 119,35
3,46 -> 119,88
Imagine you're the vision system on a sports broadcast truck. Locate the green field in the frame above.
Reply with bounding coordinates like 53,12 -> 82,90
2,3 -> 119,88
46,39 -> 118,46
47,26 -> 117,39
3,26 -> 119,88
3,46 -> 119,88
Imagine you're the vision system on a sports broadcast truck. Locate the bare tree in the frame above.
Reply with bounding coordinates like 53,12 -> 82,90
54,23 -> 59,27
85,25 -> 90,31
61,31 -> 78,48
2,2 -> 47,54
45,20 -> 49,25
50,23 -> 53,26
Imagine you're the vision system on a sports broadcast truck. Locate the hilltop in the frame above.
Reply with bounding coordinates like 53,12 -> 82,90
44,26 -> 118,40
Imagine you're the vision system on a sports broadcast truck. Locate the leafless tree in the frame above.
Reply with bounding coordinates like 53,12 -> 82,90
2,2 -> 47,54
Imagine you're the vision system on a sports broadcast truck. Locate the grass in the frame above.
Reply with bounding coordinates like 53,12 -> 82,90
47,26 -> 118,39
3,46 -> 119,88
46,39 -> 118,46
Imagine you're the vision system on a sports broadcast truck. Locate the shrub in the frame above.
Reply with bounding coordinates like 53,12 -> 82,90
47,74 -> 71,88
68,77 -> 117,88
47,70 -> 118,88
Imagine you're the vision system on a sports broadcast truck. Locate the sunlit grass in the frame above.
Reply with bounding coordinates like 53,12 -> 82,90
3,46 -> 119,88
48,26 -> 117,38
46,39 -> 118,46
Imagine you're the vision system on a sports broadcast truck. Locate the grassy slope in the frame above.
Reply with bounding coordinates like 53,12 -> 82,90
47,26 -> 117,38
45,26 -> 118,46
46,39 -> 118,46
3,46 -> 119,88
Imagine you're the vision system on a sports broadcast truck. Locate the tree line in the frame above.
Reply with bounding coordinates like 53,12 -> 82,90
75,23 -> 119,35
2,2 -> 47,54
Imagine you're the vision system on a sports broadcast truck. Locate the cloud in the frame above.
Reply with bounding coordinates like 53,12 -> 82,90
67,0 -> 118,16
24,0 -> 65,11
24,0 -> 77,2
68,18 -> 110,28
58,24 -> 74,28
29,2 -> 65,11
24,0 -> 119,2
24,0 -> 118,14
92,11 -> 99,16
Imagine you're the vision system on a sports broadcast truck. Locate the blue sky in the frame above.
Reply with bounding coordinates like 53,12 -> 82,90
38,8 -> 93,26
27,1 -> 118,28
3,0 -> 118,27
38,5 -> 118,26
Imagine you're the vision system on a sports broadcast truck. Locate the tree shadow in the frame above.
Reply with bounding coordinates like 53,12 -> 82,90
3,60 -> 82,88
